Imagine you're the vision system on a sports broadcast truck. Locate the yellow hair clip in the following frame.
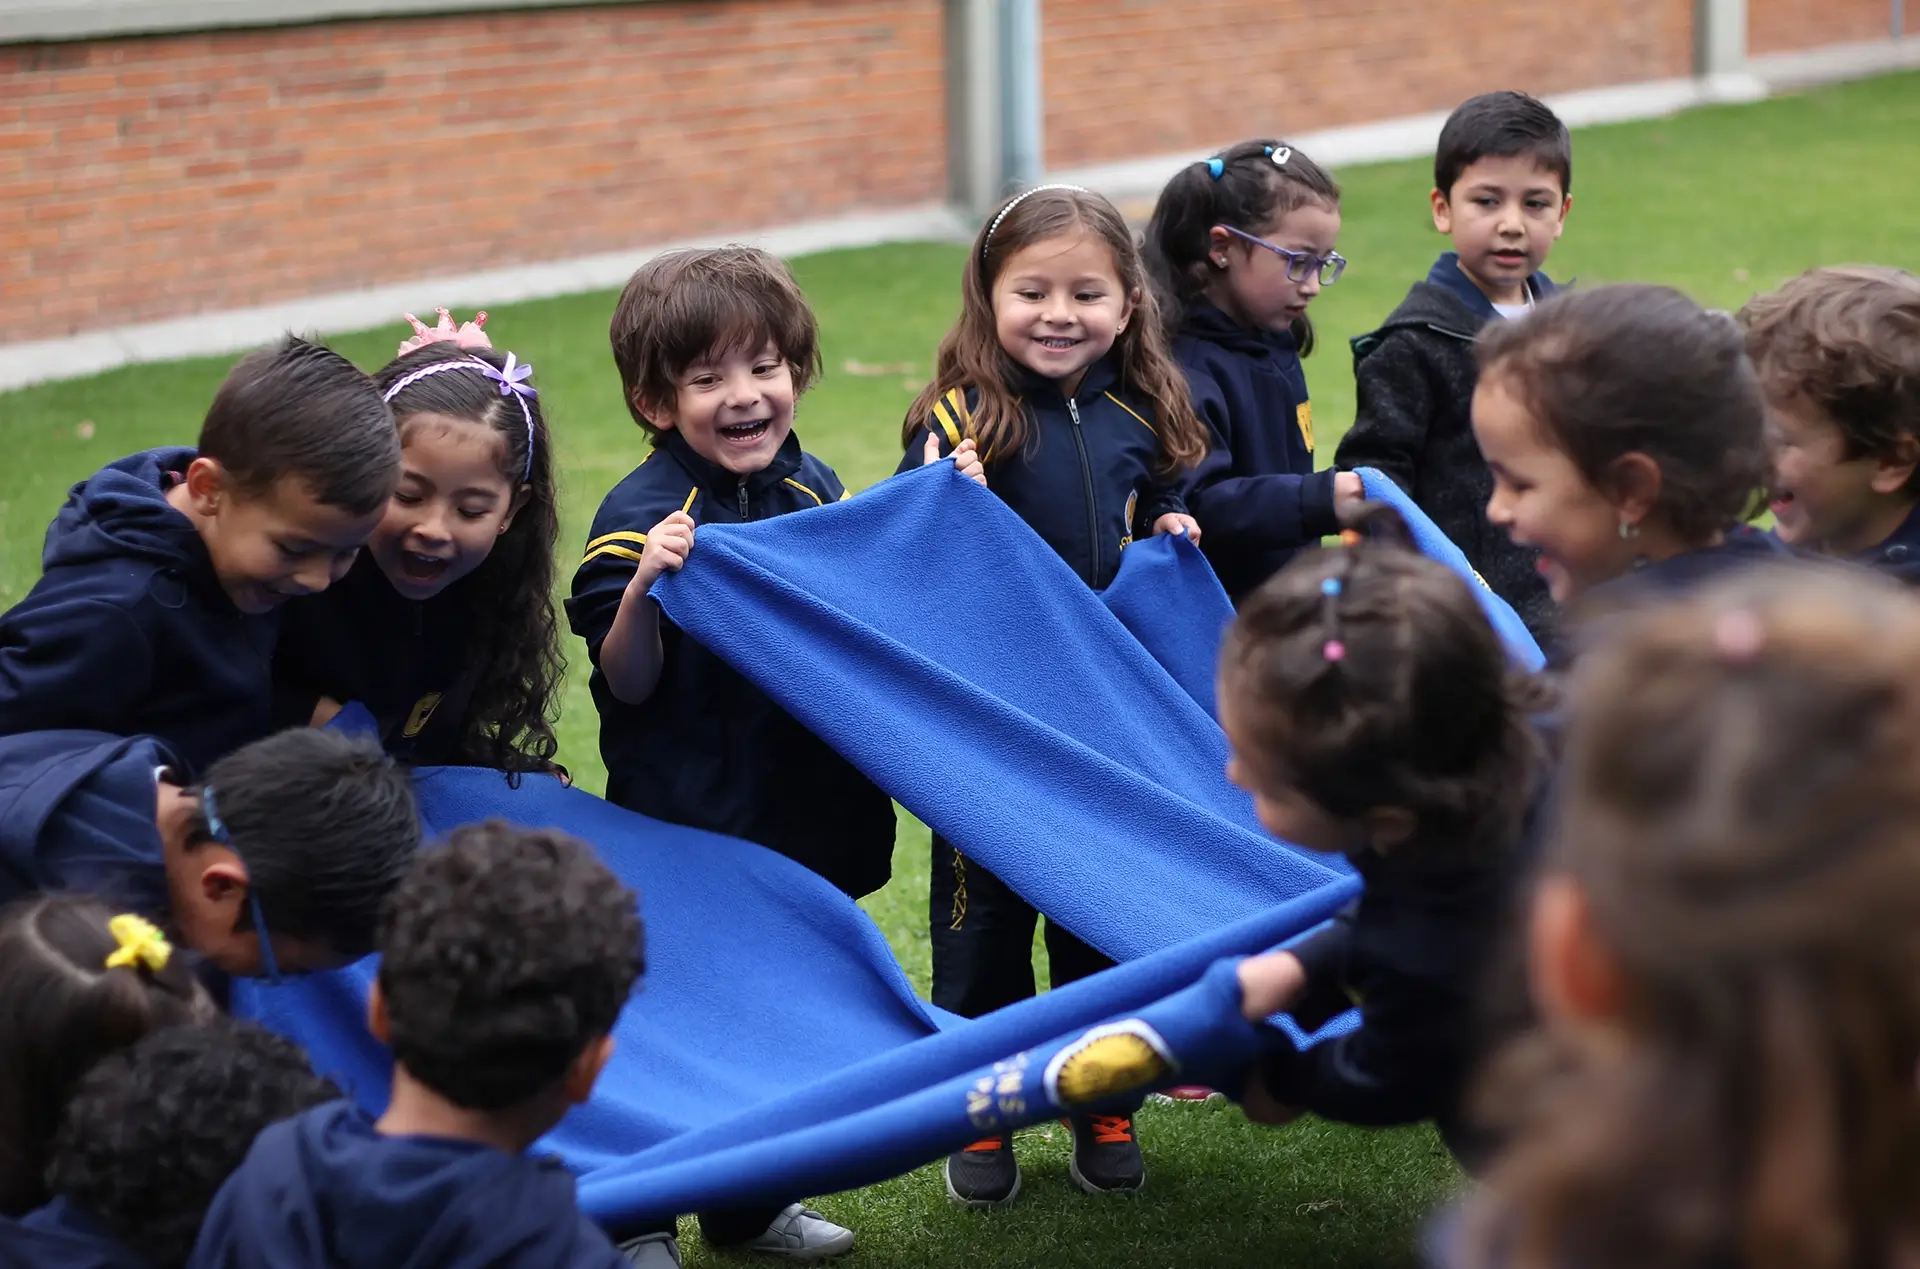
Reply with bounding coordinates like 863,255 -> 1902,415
104,913 -> 171,973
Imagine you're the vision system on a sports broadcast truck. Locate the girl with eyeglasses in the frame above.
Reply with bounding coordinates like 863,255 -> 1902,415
1145,138 -> 1367,605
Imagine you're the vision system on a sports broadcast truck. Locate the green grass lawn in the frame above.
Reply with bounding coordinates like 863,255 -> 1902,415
4,71 -> 1918,1268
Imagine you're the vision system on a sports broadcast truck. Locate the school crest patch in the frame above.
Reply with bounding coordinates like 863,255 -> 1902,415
1296,401 -> 1315,454
402,693 -> 443,738
1043,1020 -> 1176,1108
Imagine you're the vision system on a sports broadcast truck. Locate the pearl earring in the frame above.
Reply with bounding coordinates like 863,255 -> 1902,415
1618,520 -> 1641,540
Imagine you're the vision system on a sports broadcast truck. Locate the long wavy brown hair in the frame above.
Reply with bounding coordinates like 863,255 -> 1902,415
375,345 -> 564,778
1461,565 -> 1920,1269
903,186 -> 1207,476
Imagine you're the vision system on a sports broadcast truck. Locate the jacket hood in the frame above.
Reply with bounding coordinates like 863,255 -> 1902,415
194,1102 -> 609,1269
43,448 -> 209,577
1181,300 -> 1297,361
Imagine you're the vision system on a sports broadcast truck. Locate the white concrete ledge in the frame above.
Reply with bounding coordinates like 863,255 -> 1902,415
1050,71 -> 1772,202
1749,34 -> 1920,88
0,204 -> 971,392
0,0 -> 648,45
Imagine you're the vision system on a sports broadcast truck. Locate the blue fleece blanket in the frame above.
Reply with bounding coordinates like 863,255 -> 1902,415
238,774 -> 1357,1225
1357,468 -> 1546,671
651,462 -> 1349,964
234,464 -> 1537,1227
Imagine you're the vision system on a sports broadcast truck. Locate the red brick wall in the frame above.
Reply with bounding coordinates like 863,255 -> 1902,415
0,0 -> 946,342
1749,0 -> 1903,52
1041,0 -> 1695,170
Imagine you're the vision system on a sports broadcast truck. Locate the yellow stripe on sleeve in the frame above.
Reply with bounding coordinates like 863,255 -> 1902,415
583,529 -> 650,554
581,542 -> 646,567
931,401 -> 963,450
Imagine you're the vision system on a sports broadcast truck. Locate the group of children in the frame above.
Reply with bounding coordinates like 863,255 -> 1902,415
0,78 -> 1917,1268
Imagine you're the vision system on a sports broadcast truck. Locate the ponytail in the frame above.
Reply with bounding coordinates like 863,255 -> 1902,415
1142,138 -> 1340,351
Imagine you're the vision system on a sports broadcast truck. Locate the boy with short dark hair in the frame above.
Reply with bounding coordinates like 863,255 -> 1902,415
190,821 -> 644,1269
568,246 -> 895,903
1336,90 -> 1573,638
0,727 -> 420,979
0,336 -> 399,774
1740,266 -> 1920,578
0,1018 -> 339,1269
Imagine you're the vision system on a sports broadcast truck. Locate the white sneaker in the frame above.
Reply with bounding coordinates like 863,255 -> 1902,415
740,1204 -> 856,1260
618,1232 -> 683,1268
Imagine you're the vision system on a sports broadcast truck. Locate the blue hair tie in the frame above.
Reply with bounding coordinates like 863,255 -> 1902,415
1206,157 -> 1224,180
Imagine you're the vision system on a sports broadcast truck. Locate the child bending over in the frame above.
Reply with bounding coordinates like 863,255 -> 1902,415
0,338 -> 398,773
0,727 -> 419,981
1225,508 -> 1547,1157
275,328 -> 565,777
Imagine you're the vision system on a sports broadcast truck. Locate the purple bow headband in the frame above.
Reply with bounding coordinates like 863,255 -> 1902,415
383,352 -> 539,482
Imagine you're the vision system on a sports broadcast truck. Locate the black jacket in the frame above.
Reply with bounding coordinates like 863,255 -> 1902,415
899,355 -> 1187,590
1336,254 -> 1560,640
1176,301 -> 1339,603
188,1102 -> 626,1269
0,449 -> 278,775
1263,835 -> 1515,1130
566,432 -> 895,899
272,553 -> 476,765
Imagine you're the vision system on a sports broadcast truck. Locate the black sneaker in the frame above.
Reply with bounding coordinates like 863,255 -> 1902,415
1067,1114 -> 1144,1195
944,1134 -> 1021,1208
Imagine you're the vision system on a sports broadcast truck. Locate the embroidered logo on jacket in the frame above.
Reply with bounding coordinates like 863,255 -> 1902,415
402,693 -> 443,738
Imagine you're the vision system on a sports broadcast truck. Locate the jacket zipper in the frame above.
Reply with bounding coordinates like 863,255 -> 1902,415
1066,396 -> 1100,585
737,479 -> 750,520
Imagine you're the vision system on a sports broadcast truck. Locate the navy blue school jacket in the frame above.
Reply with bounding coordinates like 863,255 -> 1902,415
0,449 -> 278,776
1854,502 -> 1920,583
899,356 -> 1188,590
272,553 -> 476,765
566,431 -> 896,899
0,730 -> 174,913
188,1101 -> 626,1269
1175,300 -> 1339,603
0,1199 -> 149,1269
1261,835 -> 1514,1131
1551,528 -> 1792,670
